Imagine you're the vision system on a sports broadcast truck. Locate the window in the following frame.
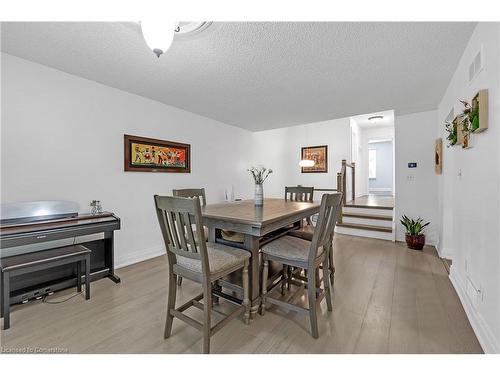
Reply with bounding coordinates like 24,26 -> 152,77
369,148 -> 377,179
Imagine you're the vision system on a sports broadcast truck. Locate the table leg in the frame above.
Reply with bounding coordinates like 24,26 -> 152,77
2,272 -> 10,329
243,234 -> 261,319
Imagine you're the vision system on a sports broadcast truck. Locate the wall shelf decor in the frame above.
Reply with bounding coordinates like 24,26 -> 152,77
435,138 -> 442,174
124,134 -> 191,173
456,116 -> 464,146
470,89 -> 488,133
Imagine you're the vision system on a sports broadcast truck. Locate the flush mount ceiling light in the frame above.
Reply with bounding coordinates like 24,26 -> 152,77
368,115 -> 384,123
299,159 -> 315,167
141,21 -> 212,58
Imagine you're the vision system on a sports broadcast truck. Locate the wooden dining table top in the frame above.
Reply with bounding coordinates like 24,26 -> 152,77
201,198 -> 319,227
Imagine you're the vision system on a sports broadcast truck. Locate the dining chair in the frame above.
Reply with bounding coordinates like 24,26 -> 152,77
285,186 -> 336,290
173,188 -> 207,206
260,193 -> 342,338
285,185 -> 315,233
172,188 -> 208,285
154,195 -> 250,354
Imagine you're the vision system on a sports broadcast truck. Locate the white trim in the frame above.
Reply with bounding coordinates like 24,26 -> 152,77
368,138 -> 393,144
115,245 -> 166,269
435,244 -> 453,259
449,266 -> 499,353
368,187 -> 392,192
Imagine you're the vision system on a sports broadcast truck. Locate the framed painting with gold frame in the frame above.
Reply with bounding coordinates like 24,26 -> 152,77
124,134 -> 191,173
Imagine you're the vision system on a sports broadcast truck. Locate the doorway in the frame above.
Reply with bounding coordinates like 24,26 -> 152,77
350,110 -> 395,201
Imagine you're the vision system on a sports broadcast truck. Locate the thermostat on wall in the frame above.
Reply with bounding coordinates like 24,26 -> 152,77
408,162 -> 417,168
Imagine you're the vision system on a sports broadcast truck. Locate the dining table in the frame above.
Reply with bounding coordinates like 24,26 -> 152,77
201,198 -> 320,318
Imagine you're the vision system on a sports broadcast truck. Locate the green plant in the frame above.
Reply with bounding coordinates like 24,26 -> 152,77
461,99 -> 480,131
248,166 -> 273,184
444,120 -> 458,146
400,215 -> 430,236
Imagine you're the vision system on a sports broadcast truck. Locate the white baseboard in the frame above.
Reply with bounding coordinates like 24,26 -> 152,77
368,187 -> 392,192
115,245 -> 166,269
436,245 -> 453,259
449,267 -> 499,353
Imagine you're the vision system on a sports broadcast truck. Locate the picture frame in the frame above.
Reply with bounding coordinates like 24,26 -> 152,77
124,134 -> 191,173
301,145 -> 328,173
435,138 -> 442,174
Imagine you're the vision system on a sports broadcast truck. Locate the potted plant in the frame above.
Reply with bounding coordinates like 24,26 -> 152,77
248,166 -> 273,206
400,215 -> 430,250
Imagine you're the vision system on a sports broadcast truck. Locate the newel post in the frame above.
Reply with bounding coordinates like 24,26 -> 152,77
351,162 -> 355,201
337,172 -> 344,223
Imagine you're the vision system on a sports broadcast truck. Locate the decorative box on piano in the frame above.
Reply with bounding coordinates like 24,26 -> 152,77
0,200 -> 120,306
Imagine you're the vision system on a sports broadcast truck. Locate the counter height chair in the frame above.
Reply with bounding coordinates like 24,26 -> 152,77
260,193 -> 342,338
282,186 -> 316,291
172,188 -> 208,286
285,185 -> 315,230
154,195 -> 250,354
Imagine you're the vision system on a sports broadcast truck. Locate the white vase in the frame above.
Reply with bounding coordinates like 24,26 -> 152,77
254,184 -> 264,206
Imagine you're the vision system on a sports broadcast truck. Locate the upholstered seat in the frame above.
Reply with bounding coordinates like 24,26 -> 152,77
221,230 -> 245,243
175,242 -> 250,276
288,223 -> 314,241
261,235 -> 323,262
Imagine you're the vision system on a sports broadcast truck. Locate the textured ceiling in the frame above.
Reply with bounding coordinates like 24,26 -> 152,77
1,22 -> 475,131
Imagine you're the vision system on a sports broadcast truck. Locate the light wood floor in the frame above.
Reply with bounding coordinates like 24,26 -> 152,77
1,235 -> 482,354
346,194 -> 395,209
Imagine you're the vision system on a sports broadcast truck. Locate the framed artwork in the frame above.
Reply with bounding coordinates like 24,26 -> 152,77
435,138 -> 442,174
301,145 -> 328,173
124,134 -> 191,173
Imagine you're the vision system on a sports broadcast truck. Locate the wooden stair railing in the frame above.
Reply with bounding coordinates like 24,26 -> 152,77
313,159 -> 355,224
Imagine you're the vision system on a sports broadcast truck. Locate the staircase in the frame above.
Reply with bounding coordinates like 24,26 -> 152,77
336,204 -> 394,241
316,159 -> 395,241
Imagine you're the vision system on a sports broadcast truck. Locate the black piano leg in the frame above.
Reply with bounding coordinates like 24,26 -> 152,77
104,231 -> 121,283
107,274 -> 121,283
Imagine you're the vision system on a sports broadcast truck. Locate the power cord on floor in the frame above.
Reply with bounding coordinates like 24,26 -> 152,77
42,291 -> 83,304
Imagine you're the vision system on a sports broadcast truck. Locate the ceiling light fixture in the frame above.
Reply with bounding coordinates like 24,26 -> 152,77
141,21 -> 178,58
368,115 -> 384,123
141,21 -> 212,58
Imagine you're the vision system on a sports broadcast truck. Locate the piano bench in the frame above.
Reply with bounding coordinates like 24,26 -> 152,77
0,244 -> 91,330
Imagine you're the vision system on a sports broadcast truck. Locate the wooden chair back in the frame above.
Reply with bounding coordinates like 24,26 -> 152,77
154,195 -> 209,274
172,188 -> 207,206
308,193 -> 343,264
285,186 -> 314,202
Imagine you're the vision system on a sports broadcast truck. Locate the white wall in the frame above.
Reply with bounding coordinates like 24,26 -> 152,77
349,118 -> 363,197
1,53 -> 254,267
394,110 -> 439,245
368,140 -> 393,194
252,117 -> 351,198
357,124 -> 395,196
436,23 -> 500,353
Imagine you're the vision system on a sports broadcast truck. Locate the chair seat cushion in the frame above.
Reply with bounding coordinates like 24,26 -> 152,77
288,224 -> 314,241
262,235 -> 323,262
221,230 -> 244,243
175,242 -> 250,276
